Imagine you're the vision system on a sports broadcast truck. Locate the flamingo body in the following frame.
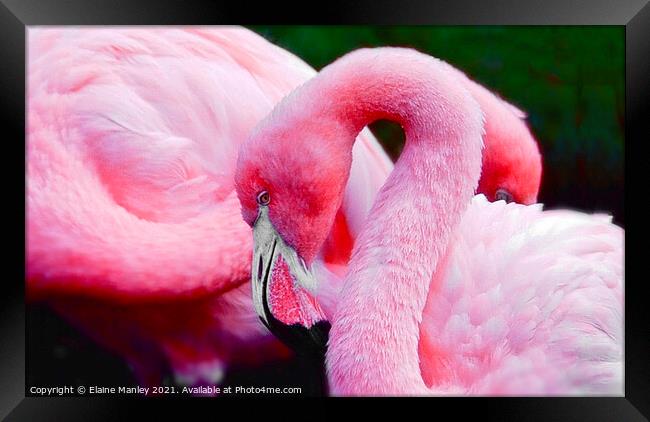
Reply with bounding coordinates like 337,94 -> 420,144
416,196 -> 622,395
234,47 -> 623,396
27,27 -> 391,385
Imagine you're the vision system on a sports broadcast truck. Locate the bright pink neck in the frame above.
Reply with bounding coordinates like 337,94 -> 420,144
301,49 -> 484,394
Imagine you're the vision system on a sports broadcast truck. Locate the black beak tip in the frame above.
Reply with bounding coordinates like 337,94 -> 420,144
262,316 -> 331,357
308,320 -> 331,352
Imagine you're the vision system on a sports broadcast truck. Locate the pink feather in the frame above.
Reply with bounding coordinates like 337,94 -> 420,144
26,27 -> 392,386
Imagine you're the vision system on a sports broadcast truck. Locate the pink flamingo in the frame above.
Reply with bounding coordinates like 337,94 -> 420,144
27,27 -> 540,387
26,27 -> 393,386
313,63 -> 543,315
235,48 -> 623,395
459,71 -> 541,205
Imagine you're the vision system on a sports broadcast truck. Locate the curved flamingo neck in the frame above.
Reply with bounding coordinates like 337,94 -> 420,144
301,49 -> 484,395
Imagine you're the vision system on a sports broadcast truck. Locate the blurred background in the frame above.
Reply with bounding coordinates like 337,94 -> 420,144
28,26 -> 624,395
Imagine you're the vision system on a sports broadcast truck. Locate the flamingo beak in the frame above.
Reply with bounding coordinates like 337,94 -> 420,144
251,206 -> 330,355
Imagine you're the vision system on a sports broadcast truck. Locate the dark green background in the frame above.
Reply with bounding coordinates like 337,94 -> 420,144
250,26 -> 624,225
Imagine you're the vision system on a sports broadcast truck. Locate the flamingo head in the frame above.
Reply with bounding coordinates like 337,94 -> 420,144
235,114 -> 351,355
475,98 -> 543,205
477,130 -> 543,205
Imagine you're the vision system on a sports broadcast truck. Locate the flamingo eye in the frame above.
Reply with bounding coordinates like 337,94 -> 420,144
495,188 -> 514,204
257,190 -> 270,206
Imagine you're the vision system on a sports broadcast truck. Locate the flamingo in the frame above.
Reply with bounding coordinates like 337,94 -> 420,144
26,27 -> 393,387
27,27 -> 540,387
234,48 -> 623,395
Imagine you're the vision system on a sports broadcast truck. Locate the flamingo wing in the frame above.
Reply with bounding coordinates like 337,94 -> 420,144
419,195 -> 623,395
27,27 -> 390,302
27,27 -> 392,386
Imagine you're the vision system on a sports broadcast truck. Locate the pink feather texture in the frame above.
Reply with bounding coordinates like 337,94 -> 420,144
26,27 -> 392,386
235,47 -> 623,396
27,27 -> 547,389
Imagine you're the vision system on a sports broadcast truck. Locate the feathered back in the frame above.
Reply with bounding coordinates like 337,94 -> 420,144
27,27 -> 392,302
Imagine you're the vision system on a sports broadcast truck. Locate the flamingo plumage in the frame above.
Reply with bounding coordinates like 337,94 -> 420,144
26,27 -> 392,386
235,48 -> 623,395
27,27 -> 541,387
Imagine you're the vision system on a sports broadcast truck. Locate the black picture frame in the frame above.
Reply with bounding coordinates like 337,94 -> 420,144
2,0 -> 647,419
